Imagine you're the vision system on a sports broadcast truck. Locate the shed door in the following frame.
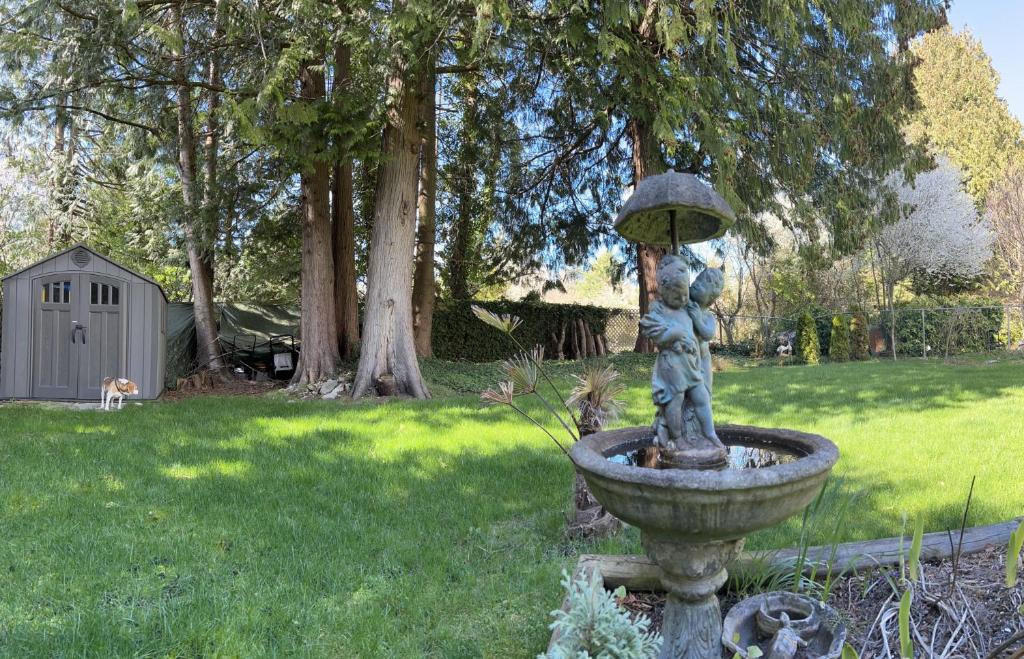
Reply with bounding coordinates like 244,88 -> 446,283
77,276 -> 124,400
32,275 -> 80,399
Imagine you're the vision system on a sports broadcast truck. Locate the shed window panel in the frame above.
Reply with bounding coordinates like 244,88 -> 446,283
41,284 -> 49,303
63,281 -> 71,304
101,285 -> 109,305
111,286 -> 119,305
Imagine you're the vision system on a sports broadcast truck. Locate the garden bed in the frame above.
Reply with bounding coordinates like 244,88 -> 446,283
551,519 -> 1024,657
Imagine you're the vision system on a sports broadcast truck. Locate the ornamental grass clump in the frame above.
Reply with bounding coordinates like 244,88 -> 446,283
542,570 -> 661,659
796,311 -> 820,364
829,314 -> 851,362
850,311 -> 870,360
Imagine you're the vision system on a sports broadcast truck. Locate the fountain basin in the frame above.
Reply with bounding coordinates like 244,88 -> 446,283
570,424 -> 838,659
570,425 -> 839,543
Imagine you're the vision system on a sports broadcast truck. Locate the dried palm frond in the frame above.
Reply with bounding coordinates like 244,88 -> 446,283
471,305 -> 522,334
567,365 -> 626,435
501,347 -> 543,394
481,381 -> 516,406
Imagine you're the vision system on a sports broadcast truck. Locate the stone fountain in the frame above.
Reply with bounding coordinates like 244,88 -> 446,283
570,171 -> 840,659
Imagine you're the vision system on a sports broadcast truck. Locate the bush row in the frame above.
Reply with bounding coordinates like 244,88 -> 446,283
431,300 -> 616,362
878,297 -> 1006,357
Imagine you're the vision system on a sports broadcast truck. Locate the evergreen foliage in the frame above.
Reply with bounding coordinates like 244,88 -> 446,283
850,311 -> 870,361
542,570 -> 661,659
908,27 -> 1024,204
433,300 -> 614,362
796,311 -> 821,365
829,315 -> 851,362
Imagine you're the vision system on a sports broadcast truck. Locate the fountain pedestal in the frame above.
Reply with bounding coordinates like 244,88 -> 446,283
644,536 -> 743,659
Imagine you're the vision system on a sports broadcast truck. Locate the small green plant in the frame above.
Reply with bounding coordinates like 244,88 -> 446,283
898,588 -> 913,658
829,314 -> 851,362
542,570 -> 661,659
841,645 -> 860,659
796,311 -> 820,364
1007,521 -> 1024,588
849,311 -> 870,360
908,516 -> 924,583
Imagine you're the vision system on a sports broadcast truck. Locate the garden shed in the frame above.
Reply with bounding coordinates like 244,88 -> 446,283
1,244 -> 167,401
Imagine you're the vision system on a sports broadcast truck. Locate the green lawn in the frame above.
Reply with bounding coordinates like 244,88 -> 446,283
1,356 -> 1022,657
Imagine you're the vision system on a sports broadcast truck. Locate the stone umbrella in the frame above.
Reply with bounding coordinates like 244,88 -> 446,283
614,170 -> 736,252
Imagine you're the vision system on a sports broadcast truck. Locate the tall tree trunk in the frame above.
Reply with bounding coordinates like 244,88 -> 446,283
173,4 -> 223,373
350,63 -> 429,399
292,61 -> 341,385
412,66 -> 437,358
628,116 -> 665,353
446,82 -> 479,301
332,42 -> 359,360
201,0 -> 225,265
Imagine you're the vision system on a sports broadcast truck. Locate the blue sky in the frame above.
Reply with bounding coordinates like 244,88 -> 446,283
948,1 -> 1024,122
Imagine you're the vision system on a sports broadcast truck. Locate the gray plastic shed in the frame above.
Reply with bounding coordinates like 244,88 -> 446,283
1,244 -> 167,400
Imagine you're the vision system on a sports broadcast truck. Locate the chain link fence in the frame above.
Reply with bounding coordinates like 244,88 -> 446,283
603,305 -> 1024,358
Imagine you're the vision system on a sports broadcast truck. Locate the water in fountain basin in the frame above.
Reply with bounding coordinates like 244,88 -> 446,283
606,443 -> 798,470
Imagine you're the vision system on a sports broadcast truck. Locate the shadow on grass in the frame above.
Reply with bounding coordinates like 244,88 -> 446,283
1,365 -> 1020,656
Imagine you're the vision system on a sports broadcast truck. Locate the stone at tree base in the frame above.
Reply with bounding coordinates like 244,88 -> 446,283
375,373 -> 398,397
319,379 -> 339,396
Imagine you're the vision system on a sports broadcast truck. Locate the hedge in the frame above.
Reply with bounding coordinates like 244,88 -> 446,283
432,300 -> 617,362
877,297 -> 1005,357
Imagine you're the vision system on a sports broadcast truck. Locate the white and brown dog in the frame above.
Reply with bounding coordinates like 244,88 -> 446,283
100,377 -> 140,410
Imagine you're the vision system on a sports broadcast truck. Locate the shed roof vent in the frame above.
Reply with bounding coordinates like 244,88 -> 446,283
71,248 -> 91,268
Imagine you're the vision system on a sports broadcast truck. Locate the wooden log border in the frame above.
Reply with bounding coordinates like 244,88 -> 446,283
546,517 -> 1022,654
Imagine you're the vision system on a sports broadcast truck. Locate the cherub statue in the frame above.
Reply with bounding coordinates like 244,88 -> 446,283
639,255 -> 719,452
687,265 -> 725,401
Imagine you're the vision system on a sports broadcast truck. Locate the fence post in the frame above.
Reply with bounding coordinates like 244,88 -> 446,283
921,309 -> 926,358
1004,305 -> 1011,350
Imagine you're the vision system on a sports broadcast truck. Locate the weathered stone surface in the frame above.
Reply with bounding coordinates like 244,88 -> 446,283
614,170 -> 735,246
319,379 -> 339,396
570,426 -> 838,659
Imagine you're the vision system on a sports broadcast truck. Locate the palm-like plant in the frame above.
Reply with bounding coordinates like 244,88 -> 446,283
475,306 -> 626,537
567,365 -> 626,436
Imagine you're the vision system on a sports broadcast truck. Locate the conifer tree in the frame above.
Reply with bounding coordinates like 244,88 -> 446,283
797,311 -> 821,365
829,315 -> 851,362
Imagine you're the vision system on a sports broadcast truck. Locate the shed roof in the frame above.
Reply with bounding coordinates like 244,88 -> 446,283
1,243 -> 169,302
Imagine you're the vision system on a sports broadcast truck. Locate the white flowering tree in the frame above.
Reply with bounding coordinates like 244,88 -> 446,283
873,160 -> 993,358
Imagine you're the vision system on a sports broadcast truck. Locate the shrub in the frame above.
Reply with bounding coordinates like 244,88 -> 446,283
850,311 -> 870,360
542,570 -> 661,659
796,311 -> 820,364
829,315 -> 851,362
876,296 -> 1004,357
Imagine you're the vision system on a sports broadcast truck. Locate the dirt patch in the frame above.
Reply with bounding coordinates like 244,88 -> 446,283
618,548 -> 1024,657
163,374 -> 283,400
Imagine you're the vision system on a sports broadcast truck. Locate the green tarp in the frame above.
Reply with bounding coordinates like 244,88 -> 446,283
165,302 -> 300,388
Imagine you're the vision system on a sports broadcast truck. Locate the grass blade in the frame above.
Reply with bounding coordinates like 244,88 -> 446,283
841,644 -> 860,659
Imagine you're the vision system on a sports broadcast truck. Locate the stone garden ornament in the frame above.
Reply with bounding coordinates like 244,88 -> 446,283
570,171 -> 841,659
618,170 -> 735,470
